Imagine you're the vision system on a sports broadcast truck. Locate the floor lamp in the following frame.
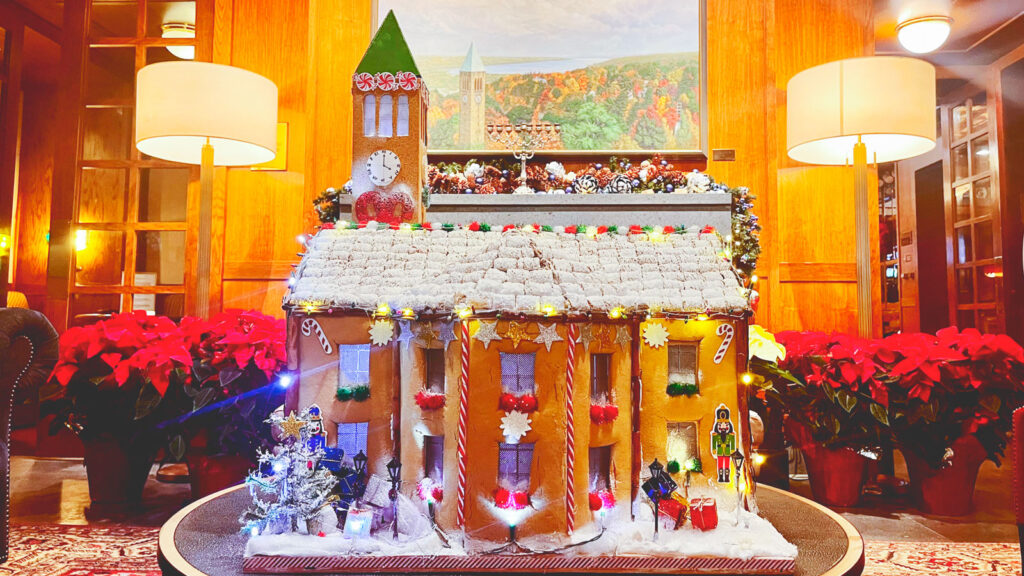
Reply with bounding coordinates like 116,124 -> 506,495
786,56 -> 936,337
135,62 -> 278,317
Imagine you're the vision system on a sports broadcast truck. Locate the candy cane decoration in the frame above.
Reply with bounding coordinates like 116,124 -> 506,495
565,323 -> 579,534
455,320 -> 471,527
713,323 -> 734,364
301,318 -> 332,355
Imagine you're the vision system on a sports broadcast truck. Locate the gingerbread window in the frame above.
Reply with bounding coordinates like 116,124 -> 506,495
337,422 -> 368,462
590,353 -> 611,402
378,94 -> 393,138
423,435 -> 444,482
498,442 -> 535,491
668,342 -> 699,390
425,348 -> 445,393
500,352 -> 535,394
397,94 -> 410,137
338,344 -> 371,390
362,94 -> 376,136
589,445 -> 612,491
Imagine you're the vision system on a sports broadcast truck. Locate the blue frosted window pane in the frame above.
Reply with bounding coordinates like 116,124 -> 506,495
339,344 -> 370,389
498,442 -> 535,491
500,352 -> 535,394
337,422 -> 368,462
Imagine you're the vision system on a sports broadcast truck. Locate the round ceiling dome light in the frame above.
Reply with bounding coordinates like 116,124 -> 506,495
162,23 -> 196,60
896,15 -> 952,54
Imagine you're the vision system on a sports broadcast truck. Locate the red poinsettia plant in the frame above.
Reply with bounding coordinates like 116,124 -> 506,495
45,310 -> 287,459
750,331 -> 892,454
415,390 -> 446,411
751,328 -> 1024,468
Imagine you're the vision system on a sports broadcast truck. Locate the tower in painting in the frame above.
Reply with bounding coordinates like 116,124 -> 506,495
458,43 -> 486,150
351,10 -> 428,223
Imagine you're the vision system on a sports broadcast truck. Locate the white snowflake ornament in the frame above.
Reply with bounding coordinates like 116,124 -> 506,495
500,410 -> 532,443
368,319 -> 394,346
642,322 -> 670,348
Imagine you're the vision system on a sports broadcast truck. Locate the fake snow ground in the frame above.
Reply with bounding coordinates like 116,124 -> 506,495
245,497 -> 797,561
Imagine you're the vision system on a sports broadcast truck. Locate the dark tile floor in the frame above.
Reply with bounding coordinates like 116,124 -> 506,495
8,453 -> 1017,542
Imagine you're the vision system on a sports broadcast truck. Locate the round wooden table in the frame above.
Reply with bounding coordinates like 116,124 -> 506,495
159,484 -> 863,576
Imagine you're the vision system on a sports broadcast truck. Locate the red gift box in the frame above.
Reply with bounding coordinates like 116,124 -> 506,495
658,493 -> 689,529
689,497 -> 718,531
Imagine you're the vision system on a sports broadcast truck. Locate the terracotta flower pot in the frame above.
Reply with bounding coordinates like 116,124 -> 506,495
903,434 -> 986,516
187,453 -> 254,499
82,437 -> 154,513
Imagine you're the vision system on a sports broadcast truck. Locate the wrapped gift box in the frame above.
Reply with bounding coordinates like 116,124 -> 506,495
689,497 -> 718,531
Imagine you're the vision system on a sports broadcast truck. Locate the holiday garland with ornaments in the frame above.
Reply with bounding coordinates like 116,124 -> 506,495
312,156 -> 760,280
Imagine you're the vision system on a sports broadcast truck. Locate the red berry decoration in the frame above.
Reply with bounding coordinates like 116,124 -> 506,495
498,393 -> 518,412
603,404 -> 619,422
516,394 -> 538,413
589,492 -> 603,511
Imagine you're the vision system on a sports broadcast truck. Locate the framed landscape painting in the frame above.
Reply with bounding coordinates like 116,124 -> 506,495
374,0 -> 706,154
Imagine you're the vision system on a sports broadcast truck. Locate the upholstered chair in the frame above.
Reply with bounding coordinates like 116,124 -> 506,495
0,309 -> 59,563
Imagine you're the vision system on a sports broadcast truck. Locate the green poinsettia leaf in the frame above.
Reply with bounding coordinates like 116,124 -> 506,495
836,390 -> 857,413
169,435 -> 186,461
870,402 -> 889,426
134,382 -> 163,421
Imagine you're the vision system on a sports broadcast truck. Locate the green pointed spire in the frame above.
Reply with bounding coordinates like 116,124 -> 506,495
356,10 -> 421,77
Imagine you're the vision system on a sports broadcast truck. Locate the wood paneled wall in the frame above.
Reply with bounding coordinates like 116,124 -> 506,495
13,83 -> 57,310
209,0 -> 878,334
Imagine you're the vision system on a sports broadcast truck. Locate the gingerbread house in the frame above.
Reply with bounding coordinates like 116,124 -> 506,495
284,223 -> 755,543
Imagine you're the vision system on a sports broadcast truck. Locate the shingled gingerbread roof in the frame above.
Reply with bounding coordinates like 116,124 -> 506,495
285,225 -> 749,317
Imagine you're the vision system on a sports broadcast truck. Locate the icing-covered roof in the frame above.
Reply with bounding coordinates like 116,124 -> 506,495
285,225 -> 749,316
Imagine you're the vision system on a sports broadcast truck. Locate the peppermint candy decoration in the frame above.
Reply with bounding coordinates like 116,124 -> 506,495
354,72 -> 376,91
375,72 -> 396,91
575,174 -> 599,194
397,71 -> 419,91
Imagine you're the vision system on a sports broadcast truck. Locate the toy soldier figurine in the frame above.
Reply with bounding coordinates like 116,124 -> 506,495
306,404 -> 327,452
711,404 -> 737,483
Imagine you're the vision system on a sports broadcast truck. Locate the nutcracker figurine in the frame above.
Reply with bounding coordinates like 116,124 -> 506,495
711,404 -> 737,483
306,403 -> 327,452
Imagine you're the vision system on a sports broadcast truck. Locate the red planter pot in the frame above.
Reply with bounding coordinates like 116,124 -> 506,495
82,437 -> 154,513
903,434 -> 986,516
801,444 -> 869,507
786,419 -> 868,507
187,453 -> 254,499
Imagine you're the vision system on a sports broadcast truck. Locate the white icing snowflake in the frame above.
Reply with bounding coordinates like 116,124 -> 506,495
643,322 -> 670,348
534,322 -> 564,352
368,320 -> 394,347
473,320 -> 501,349
500,410 -> 532,443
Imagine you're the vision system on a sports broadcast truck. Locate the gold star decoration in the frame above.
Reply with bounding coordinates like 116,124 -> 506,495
597,325 -> 616,347
415,322 -> 439,347
578,324 -> 596,348
505,321 -> 530,348
615,325 -> 633,348
279,412 -> 306,440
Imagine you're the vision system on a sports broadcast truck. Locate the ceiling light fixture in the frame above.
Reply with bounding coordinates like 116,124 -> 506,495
162,23 -> 196,60
896,15 -> 952,54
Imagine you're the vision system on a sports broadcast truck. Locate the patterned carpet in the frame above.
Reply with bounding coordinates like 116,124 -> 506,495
3,524 -> 1021,575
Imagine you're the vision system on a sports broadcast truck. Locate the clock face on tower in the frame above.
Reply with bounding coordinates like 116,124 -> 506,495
366,150 -> 401,187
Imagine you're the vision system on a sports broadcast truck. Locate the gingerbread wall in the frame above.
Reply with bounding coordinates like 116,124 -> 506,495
294,314 -> 397,477
638,318 -> 745,492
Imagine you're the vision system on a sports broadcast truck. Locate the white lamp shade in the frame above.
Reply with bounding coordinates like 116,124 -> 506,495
787,56 -> 936,165
135,61 -> 278,166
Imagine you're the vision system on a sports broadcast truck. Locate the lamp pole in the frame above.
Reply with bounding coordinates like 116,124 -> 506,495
196,139 -> 215,318
853,136 -> 871,338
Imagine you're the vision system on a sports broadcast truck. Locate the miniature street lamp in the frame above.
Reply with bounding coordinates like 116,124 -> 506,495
731,450 -> 746,525
353,451 -> 368,478
641,459 -> 677,540
386,457 -> 402,539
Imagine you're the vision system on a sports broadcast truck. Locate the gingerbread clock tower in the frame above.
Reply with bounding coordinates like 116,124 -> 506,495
351,10 -> 428,224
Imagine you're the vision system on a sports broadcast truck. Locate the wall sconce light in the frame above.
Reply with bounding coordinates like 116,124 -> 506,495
161,23 -> 196,60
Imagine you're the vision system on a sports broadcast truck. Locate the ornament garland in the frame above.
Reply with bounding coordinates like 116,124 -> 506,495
311,156 -> 761,280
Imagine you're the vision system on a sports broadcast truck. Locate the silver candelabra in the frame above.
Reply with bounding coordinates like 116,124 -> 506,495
486,123 -> 561,194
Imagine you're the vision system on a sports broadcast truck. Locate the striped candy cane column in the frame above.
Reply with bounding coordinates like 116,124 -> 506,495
565,323 -> 580,534
455,320 -> 471,527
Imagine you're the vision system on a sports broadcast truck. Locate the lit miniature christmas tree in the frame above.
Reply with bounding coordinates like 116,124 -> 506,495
240,406 -> 339,536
